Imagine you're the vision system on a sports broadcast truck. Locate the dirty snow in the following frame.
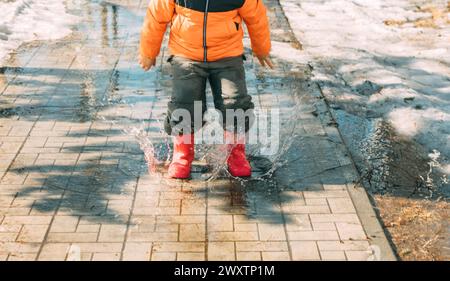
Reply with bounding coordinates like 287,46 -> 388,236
279,0 -> 450,187
0,0 -> 79,63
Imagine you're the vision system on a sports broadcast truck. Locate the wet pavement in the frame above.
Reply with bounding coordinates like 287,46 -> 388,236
280,0 -> 449,260
0,0 -> 395,260
280,0 -> 450,198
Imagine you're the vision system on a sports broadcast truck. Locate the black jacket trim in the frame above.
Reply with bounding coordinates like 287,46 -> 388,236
175,0 -> 245,13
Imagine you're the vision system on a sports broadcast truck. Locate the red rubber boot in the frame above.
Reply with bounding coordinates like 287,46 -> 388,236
168,134 -> 194,179
225,132 -> 251,177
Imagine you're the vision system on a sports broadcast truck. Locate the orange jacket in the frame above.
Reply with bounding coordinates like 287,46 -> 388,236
140,0 -> 271,62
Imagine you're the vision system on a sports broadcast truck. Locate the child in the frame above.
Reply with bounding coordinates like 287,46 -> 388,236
139,0 -> 272,179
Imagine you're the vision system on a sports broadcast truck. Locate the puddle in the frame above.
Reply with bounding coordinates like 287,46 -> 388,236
81,0 -> 313,198
335,109 -> 449,199
66,0 -> 312,190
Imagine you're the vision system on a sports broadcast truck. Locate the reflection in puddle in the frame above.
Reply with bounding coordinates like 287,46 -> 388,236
100,2 -> 119,47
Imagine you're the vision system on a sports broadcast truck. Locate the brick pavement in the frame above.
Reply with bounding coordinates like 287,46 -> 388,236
0,0 -> 395,261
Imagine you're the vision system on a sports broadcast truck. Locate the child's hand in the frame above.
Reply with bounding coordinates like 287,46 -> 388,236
139,55 -> 156,71
255,54 -> 274,69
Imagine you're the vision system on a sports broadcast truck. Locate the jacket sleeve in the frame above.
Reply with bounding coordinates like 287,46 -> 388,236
140,0 -> 175,59
238,0 -> 271,56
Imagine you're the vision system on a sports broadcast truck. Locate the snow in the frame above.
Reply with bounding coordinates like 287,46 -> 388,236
279,0 -> 450,181
270,41 -> 309,64
0,0 -> 79,63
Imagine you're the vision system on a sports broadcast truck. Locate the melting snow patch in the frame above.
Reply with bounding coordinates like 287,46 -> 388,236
0,0 -> 80,63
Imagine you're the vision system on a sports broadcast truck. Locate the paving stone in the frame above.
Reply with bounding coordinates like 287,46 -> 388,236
303,191 -> 349,198
98,224 -> 127,242
207,242 -> 235,261
236,251 -> 262,261
158,199 -> 181,207
152,242 -> 205,252
10,199 -> 36,208
290,241 -> 320,260
257,223 -> 287,241
208,205 -> 247,215
317,240 -> 371,251
320,250 -> 347,261
7,252 -> 37,261
282,205 -> 330,214
234,214 -> 284,224
2,216 -> 52,225
322,184 -> 347,191
335,222 -> 367,240
76,224 -> 101,233
0,233 -> 19,242
208,231 -> 259,242
151,252 -> 176,261
305,198 -> 328,205
309,214 -> 360,223
288,230 -> 340,241
0,207 -> 31,215
207,215 -> 234,232
235,241 -> 289,252
157,215 -> 205,224
47,233 -> 98,243
345,250 -> 372,261
327,198 -> 356,213
92,252 -> 121,261
74,243 -> 124,253
177,252 -> 205,261
38,243 -> 71,260
50,216 -> 80,232
179,224 -> 205,242
17,224 -> 48,243
262,251 -> 290,261
0,242 -> 41,253
181,200 -> 207,215
123,242 -> 152,261
154,223 -> 178,233
127,231 -> 178,242
312,222 -> 336,231
234,223 -> 258,232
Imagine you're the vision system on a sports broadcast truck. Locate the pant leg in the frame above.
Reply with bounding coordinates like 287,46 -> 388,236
208,55 -> 254,133
165,56 -> 208,135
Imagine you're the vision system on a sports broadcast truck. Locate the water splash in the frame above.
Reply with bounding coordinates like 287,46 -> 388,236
122,120 -> 171,175
418,149 -> 449,197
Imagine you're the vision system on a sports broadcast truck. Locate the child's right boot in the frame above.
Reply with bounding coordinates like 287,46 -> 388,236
168,134 -> 194,179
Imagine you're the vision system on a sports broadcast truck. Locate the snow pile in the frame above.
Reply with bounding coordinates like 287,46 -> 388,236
0,0 -> 79,63
279,0 -> 450,187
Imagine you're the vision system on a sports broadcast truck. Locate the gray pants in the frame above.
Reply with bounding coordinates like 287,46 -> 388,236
164,55 -> 254,135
